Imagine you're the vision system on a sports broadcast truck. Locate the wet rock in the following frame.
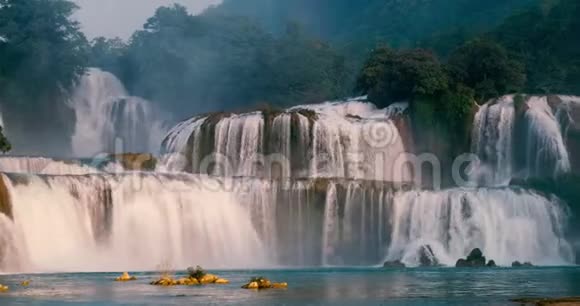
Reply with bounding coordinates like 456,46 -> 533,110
214,278 -> 229,284
186,266 -> 227,285
486,260 -> 497,267
115,272 -> 137,282
418,245 -> 439,267
242,281 -> 259,289
108,153 -> 157,171
242,277 -> 285,290
512,261 -> 534,267
383,260 -> 406,268
150,276 -> 176,286
455,248 -> 490,267
199,274 -> 219,284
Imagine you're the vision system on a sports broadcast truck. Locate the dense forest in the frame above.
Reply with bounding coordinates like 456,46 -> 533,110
92,5 -> 351,115
0,0 -> 579,154
0,0 -> 88,154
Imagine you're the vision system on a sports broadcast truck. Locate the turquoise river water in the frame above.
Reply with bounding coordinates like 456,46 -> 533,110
0,267 -> 579,305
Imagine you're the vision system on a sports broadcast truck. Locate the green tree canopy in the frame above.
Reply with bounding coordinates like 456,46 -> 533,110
356,47 -> 448,107
112,5 -> 350,115
0,0 -> 88,154
447,39 -> 526,102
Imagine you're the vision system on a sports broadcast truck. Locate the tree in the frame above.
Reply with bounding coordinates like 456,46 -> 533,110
356,47 -> 448,107
0,0 -> 89,154
0,0 -> 88,98
115,5 -> 350,115
89,37 -> 127,77
447,39 -> 525,102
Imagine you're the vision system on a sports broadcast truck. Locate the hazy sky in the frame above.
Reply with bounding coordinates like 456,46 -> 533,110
73,0 -> 222,39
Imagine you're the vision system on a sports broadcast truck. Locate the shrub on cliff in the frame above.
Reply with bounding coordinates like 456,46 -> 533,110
356,47 -> 448,107
447,39 -> 525,102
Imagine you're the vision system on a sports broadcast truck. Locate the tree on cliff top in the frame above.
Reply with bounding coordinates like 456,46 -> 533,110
356,47 -> 448,107
447,39 -> 525,102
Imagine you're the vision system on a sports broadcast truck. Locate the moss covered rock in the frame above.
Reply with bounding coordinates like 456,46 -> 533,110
241,277 -> 286,290
115,272 -> 137,282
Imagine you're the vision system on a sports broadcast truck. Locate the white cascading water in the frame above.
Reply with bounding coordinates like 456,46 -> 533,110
385,188 -> 573,267
70,68 -> 168,157
525,97 -> 571,178
0,172 -> 573,271
0,173 -> 269,273
472,95 -> 572,184
472,95 -> 515,185
236,179 -> 573,267
322,182 -> 339,266
0,156 -> 99,175
0,90 -> 576,273
161,97 -> 412,182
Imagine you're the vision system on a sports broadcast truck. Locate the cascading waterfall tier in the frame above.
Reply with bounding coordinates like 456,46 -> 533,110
161,98 -> 412,182
472,95 -> 576,185
70,68 -> 168,157
0,172 -> 572,272
0,156 -> 100,175
0,173 -> 268,273
385,188 -> 573,267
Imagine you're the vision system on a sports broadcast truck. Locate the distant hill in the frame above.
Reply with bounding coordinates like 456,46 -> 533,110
207,0 -> 538,51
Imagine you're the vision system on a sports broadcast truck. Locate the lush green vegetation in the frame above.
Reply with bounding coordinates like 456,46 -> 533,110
210,0 -> 537,51
93,5 -> 350,115
489,0 -> 580,95
0,0 -> 88,153
0,0 -> 579,155
354,40 -> 523,146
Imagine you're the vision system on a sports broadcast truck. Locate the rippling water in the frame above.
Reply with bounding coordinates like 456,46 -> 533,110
0,267 -> 579,305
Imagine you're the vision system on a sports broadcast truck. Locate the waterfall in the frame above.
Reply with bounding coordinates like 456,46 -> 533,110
0,174 -> 573,272
386,188 -> 573,267
524,97 -> 571,178
472,96 -> 515,185
160,97 -> 412,182
0,173 -> 268,273
70,68 -> 168,157
0,92 -> 576,273
0,156 -> 99,175
472,95 -> 573,184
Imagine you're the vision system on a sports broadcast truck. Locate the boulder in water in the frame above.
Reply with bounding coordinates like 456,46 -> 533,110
418,245 -> 439,267
383,260 -> 406,268
185,266 -> 226,285
512,261 -> 534,267
199,274 -> 219,284
115,272 -> 137,282
242,277 -> 285,290
455,248 -> 491,267
215,278 -> 229,284
176,277 -> 199,286
150,276 -> 177,286
242,281 -> 259,289
271,282 -> 288,289
486,260 -> 497,267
